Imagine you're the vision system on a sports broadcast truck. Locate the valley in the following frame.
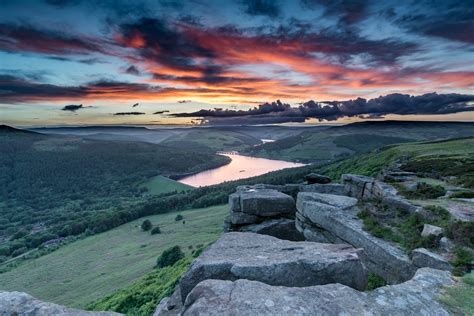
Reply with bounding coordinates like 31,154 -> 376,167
1,122 -> 473,315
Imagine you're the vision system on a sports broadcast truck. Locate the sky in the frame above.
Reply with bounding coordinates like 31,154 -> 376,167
0,0 -> 473,126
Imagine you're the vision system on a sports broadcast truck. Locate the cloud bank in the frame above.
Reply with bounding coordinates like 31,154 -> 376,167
171,93 -> 474,124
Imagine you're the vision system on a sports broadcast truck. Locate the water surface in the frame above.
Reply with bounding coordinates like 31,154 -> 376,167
179,154 -> 305,187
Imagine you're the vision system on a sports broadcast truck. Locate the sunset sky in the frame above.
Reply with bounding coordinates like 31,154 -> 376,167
0,0 -> 473,126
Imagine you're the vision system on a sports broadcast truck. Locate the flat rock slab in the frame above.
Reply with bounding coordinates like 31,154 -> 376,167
181,268 -> 454,315
179,232 -> 368,302
297,192 -> 358,210
0,291 -> 121,316
297,200 -> 415,283
238,189 -> 296,217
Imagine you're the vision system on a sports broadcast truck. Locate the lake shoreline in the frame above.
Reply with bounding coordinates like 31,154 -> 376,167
178,153 -> 306,187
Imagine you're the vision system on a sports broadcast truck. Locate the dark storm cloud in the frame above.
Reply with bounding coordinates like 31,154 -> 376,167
172,100 -> 291,117
0,24 -> 102,55
241,0 -> 281,18
0,75 -> 161,102
61,104 -> 83,111
302,0 -> 370,25
113,112 -> 145,115
392,1 -> 474,44
118,18 -> 216,70
172,93 -> 474,123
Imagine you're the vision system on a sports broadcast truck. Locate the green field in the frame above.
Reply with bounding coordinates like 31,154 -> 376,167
0,204 -> 228,308
141,175 -> 193,195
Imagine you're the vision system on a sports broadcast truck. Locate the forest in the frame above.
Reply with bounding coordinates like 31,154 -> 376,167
0,126 -> 228,261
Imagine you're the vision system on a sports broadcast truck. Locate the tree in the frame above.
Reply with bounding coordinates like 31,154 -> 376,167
175,214 -> 183,221
156,245 -> 184,268
150,226 -> 161,235
141,220 -> 152,231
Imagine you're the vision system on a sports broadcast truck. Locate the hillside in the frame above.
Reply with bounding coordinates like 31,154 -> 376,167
0,127 -> 229,263
0,136 -> 472,315
0,205 -> 227,308
247,121 -> 474,162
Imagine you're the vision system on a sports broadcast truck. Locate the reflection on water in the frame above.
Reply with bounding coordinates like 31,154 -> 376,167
179,154 -> 305,187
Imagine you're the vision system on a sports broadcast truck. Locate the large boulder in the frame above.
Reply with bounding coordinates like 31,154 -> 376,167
238,219 -> 304,241
412,248 -> 452,271
179,232 -> 368,302
305,173 -> 331,184
181,268 -> 454,315
239,189 -> 296,217
0,291 -> 121,315
296,197 -> 416,283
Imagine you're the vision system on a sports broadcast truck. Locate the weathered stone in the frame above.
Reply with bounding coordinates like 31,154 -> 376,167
230,211 -> 260,225
299,183 -> 345,195
182,268 -> 454,315
412,248 -> 452,271
239,189 -> 296,217
341,174 -> 399,201
179,232 -> 368,301
297,192 -> 357,211
341,174 -> 375,198
228,193 -> 240,212
295,212 -> 346,244
238,219 -> 304,241
305,173 -> 331,184
302,227 -> 331,243
421,224 -> 443,238
297,199 -> 415,283
0,291 -> 121,315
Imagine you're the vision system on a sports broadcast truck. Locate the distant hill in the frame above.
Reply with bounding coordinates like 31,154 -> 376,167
0,125 -> 38,135
247,121 -> 474,163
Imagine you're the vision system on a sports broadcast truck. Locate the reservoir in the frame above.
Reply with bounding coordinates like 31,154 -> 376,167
178,154 -> 305,187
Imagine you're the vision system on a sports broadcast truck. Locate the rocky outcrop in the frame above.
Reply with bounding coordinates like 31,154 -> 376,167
296,192 -> 416,283
0,291 -> 121,315
179,232 -> 368,301
305,173 -> 331,184
227,189 -> 295,227
342,173 -> 419,213
412,248 -> 453,271
180,268 -> 454,315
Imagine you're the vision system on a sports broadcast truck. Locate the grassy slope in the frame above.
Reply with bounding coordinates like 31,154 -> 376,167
248,121 -> 474,162
141,175 -> 192,195
0,205 -> 227,308
320,137 -> 474,180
